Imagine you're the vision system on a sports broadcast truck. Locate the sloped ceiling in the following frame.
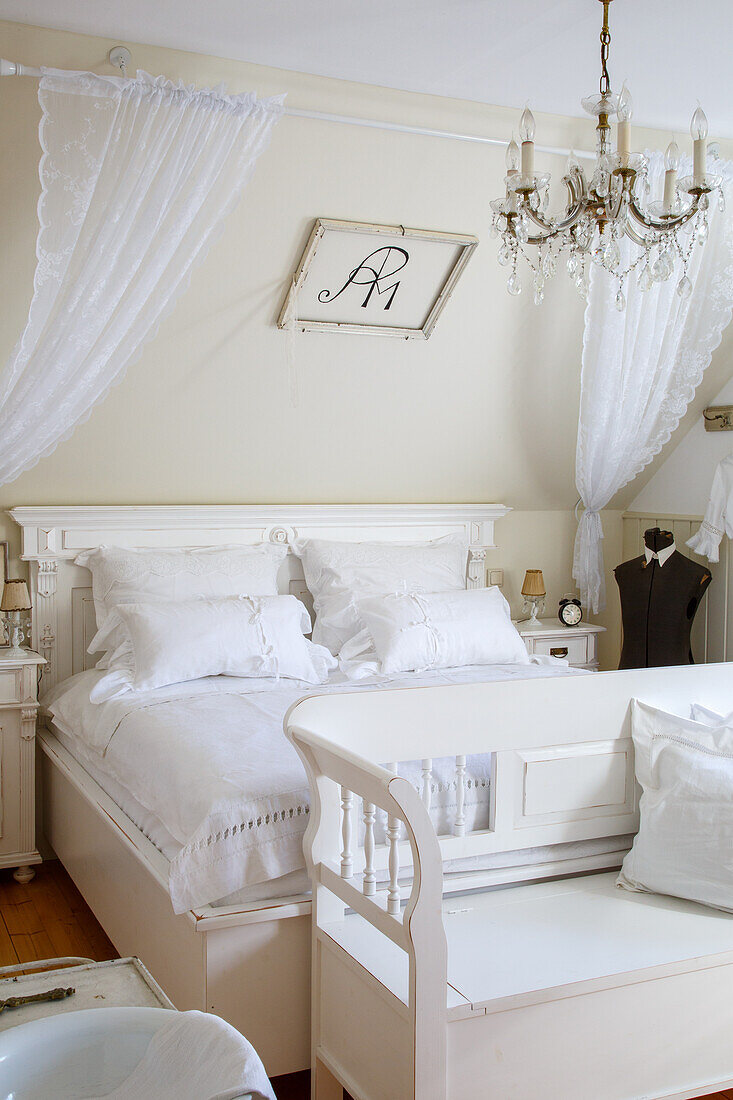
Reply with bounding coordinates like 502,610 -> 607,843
0,0 -> 731,138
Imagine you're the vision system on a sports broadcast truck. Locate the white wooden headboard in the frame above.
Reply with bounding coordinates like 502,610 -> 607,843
8,504 -> 509,692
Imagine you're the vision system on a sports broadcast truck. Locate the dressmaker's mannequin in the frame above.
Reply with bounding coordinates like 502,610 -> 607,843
615,527 -> 711,669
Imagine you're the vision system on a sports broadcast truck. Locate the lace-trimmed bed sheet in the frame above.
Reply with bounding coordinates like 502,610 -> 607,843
43,663 -> 584,914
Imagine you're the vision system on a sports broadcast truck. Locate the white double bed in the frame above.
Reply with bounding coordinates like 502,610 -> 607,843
14,504 -> 626,1075
43,661 -> 590,914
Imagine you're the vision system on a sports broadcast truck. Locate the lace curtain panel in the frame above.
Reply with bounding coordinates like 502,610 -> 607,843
573,151 -> 733,613
0,69 -> 283,486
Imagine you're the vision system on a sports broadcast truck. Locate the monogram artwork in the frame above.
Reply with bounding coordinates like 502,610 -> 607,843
317,246 -> 410,312
279,219 -> 478,339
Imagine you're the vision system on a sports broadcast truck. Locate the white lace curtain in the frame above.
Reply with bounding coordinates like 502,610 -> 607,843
0,69 -> 283,486
573,151 -> 733,613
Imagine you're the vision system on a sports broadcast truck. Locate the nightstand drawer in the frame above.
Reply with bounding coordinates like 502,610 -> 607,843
529,634 -> 589,665
0,669 -> 21,704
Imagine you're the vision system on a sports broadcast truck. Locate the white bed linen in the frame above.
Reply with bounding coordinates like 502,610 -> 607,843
44,661 -> 584,914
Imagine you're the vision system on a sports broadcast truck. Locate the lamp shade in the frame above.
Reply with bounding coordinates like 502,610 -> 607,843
521,569 -> 546,598
1,579 -> 31,612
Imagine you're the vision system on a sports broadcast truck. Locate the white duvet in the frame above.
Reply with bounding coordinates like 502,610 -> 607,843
43,660 -> 581,913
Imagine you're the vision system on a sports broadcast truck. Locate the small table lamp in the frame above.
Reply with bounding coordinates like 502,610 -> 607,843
521,569 -> 546,628
1,579 -> 32,657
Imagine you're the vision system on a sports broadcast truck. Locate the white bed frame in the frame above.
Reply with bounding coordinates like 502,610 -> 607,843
12,501 -> 547,1076
288,663 -> 733,1100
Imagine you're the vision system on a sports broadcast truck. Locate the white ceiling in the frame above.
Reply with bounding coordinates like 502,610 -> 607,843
0,0 -> 732,138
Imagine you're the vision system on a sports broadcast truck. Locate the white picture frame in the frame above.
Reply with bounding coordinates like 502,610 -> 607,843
278,218 -> 478,339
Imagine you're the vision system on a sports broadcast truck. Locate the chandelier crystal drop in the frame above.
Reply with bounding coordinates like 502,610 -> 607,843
490,0 -> 723,308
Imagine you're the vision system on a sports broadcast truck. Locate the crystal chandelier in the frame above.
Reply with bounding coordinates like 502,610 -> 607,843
490,0 -> 724,309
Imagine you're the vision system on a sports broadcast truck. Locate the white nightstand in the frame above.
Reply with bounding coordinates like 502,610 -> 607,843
0,650 -> 45,882
514,619 -> 605,670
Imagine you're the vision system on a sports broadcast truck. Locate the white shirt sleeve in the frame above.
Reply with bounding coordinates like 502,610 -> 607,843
687,461 -> 729,563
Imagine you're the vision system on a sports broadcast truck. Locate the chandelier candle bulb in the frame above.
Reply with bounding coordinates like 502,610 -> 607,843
617,84 -> 633,164
519,107 -> 536,177
505,138 -> 520,211
663,140 -> 680,212
691,106 -> 709,185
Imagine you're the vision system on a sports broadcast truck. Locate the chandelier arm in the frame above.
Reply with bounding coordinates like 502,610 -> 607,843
627,195 -> 700,234
623,220 -> 654,249
504,214 -> 551,246
522,202 -> 586,236
518,175 -> 589,236
525,229 -> 553,245
564,170 -> 588,209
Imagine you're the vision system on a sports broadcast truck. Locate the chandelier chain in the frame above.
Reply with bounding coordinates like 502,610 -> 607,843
599,2 -> 611,97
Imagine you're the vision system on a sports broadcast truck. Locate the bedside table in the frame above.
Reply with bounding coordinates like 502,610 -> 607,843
0,650 -> 45,883
514,619 -> 605,670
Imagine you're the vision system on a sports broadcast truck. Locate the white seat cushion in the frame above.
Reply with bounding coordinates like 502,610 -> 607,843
619,700 -> 733,913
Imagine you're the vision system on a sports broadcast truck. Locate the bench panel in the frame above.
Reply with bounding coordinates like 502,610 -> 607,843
448,960 -> 733,1100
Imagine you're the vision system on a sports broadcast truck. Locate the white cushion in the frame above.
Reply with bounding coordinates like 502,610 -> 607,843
690,703 -> 733,725
90,595 -> 336,701
293,535 -> 468,654
77,543 -> 287,660
339,587 -> 529,677
618,700 -> 733,913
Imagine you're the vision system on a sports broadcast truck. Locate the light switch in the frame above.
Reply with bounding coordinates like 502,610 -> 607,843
489,569 -> 504,587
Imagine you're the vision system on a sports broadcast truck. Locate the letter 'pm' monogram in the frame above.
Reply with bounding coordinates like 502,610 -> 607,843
318,246 -> 409,311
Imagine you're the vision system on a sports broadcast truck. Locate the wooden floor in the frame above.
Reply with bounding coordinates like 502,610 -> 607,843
2,859 -> 731,1100
0,859 -> 116,966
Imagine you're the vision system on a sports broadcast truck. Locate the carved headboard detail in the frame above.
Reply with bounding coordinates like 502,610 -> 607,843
8,504 -> 510,693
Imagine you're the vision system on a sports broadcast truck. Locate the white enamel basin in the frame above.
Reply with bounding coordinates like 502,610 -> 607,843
0,1006 -> 176,1099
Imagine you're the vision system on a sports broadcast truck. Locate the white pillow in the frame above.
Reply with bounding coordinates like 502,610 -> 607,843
77,543 -> 287,661
293,535 -> 468,654
89,595 -> 336,702
690,703 -> 733,725
339,587 -> 529,677
618,700 -> 733,913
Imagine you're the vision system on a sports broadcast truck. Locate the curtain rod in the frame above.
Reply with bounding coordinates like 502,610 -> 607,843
0,57 -> 595,160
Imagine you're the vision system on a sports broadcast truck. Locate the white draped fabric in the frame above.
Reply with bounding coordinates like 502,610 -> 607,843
0,69 -> 282,486
573,151 -> 733,613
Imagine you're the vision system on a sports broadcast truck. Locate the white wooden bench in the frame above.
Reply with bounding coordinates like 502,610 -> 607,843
286,663 -> 733,1100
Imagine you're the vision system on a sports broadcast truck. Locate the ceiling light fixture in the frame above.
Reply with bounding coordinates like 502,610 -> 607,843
490,0 -> 723,308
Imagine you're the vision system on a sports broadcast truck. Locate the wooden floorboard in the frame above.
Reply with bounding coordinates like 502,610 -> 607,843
0,860 -> 117,971
1,860 -> 729,1100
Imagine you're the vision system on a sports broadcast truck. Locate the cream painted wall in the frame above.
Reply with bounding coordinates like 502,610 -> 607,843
0,20 -> 592,514
497,508 -> 624,670
0,21 -> 677,665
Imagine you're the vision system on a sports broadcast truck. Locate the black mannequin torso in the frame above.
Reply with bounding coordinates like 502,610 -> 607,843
615,527 -> 712,669
645,528 -> 674,554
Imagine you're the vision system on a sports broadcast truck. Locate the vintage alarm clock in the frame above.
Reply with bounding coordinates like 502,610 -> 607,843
558,593 -> 583,627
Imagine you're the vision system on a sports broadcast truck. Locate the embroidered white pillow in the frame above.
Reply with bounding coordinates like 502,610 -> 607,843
90,595 -> 336,702
293,535 -> 468,655
340,587 -> 529,676
618,700 -> 733,912
690,703 -> 733,725
77,543 -> 288,661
